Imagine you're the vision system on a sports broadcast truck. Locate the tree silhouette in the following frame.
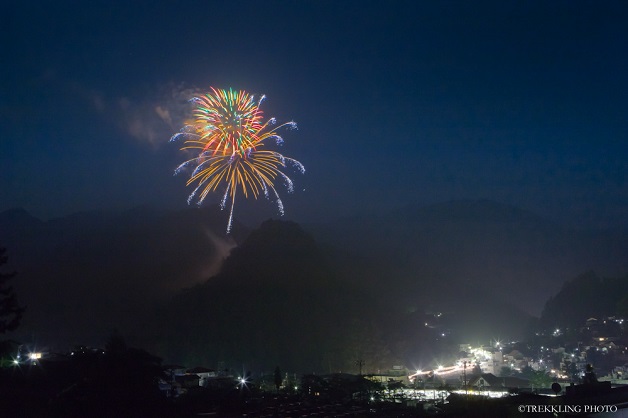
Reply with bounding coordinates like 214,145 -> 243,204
499,366 -> 514,377
535,370 -> 553,388
105,329 -> 128,355
274,366 -> 283,391
0,247 -> 24,334
617,294 -> 628,318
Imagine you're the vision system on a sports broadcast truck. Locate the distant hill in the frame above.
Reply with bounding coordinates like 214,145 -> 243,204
0,205 -> 244,347
309,199 -> 628,317
539,271 -> 628,329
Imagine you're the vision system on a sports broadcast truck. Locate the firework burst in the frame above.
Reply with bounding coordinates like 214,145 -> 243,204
171,88 -> 304,233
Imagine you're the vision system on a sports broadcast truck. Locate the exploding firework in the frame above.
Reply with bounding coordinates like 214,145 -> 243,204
171,88 -> 304,233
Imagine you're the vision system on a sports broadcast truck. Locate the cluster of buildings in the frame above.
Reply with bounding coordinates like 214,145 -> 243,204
8,314 -> 627,401
399,315 -> 628,393
159,365 -> 241,396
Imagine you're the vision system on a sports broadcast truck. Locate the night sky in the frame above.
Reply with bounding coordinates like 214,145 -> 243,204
2,0 -> 627,229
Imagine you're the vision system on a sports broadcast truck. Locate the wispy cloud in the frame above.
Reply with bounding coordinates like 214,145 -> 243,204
66,80 -> 201,148
114,82 -> 201,147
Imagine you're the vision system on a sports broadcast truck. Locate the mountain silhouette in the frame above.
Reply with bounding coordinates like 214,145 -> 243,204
0,205 -> 241,346
2,199 -> 626,372
140,219 -> 377,372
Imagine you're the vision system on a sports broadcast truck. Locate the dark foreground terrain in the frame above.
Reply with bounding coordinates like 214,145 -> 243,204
3,353 -> 628,418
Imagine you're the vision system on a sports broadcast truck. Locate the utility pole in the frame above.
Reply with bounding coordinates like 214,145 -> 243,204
356,359 -> 365,376
463,361 -> 468,396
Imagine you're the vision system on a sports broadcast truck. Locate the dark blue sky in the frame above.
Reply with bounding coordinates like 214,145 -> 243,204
2,0 -> 627,228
